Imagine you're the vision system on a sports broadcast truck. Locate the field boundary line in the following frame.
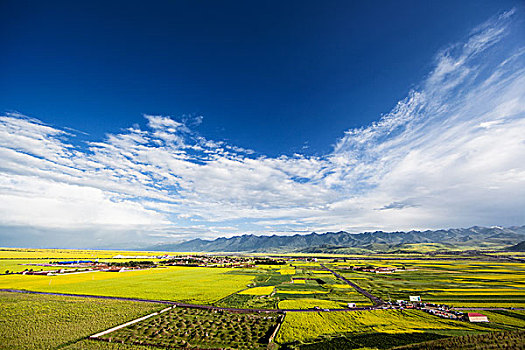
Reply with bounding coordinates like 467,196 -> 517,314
0,289 -> 377,312
268,313 -> 285,344
320,264 -> 384,306
90,306 -> 173,339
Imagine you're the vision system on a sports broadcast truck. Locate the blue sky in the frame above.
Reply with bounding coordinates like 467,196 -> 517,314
1,1 -> 524,248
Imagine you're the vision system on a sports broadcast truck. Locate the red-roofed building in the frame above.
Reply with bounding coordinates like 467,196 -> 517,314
468,313 -> 489,322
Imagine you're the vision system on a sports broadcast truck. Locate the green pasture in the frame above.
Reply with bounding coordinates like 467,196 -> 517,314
0,291 -> 163,350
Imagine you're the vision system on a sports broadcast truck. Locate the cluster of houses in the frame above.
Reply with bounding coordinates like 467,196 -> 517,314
15,255 -> 289,276
161,255 -> 269,268
419,304 -> 463,320
19,260 -> 147,275
351,265 -> 418,273
423,308 -> 489,323
392,298 -> 489,323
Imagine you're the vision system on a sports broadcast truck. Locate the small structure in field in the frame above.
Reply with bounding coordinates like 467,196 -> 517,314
467,313 -> 489,322
374,267 -> 395,274
409,295 -> 421,302
22,270 -> 55,276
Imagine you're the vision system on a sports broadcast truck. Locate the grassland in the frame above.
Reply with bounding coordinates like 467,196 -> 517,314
278,298 -> 346,309
214,293 -> 278,309
0,291 -> 164,350
99,307 -> 281,349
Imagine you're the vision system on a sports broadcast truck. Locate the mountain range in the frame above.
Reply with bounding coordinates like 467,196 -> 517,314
148,226 -> 525,253
506,240 -> 525,252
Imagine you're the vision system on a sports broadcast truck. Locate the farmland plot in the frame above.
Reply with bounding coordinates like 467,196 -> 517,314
0,266 -> 254,304
332,260 -> 525,308
0,291 -> 163,350
98,307 -> 281,350
275,309 -> 524,347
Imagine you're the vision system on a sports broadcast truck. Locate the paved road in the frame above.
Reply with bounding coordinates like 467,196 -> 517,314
320,264 -> 384,306
452,307 -> 525,311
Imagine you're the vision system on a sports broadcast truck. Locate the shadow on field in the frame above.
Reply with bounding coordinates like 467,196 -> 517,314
281,332 -> 447,350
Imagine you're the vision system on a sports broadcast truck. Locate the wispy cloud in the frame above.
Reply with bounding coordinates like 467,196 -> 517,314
1,10 -> 524,247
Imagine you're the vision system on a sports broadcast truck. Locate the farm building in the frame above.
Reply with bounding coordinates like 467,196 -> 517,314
56,260 -> 93,264
375,267 -> 395,273
22,270 -> 54,276
467,313 -> 489,322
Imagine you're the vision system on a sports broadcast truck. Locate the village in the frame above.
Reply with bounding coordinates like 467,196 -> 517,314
347,265 -> 418,274
11,255 -> 289,276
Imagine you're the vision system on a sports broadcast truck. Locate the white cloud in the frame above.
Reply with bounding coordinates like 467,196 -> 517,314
0,9 -> 524,247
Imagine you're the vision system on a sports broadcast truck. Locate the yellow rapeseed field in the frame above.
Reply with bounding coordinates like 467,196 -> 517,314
275,310 -> 490,344
279,268 -> 296,275
292,279 -> 306,284
0,266 -> 253,304
238,286 -> 274,295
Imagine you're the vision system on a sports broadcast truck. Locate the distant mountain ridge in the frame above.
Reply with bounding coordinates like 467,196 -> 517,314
148,226 -> 525,253
505,240 -> 525,252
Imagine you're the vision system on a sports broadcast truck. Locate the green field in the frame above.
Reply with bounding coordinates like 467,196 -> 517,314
275,309 -> 525,348
0,291 -> 163,350
330,260 -> 525,307
395,329 -> 525,350
278,298 -> 346,309
214,264 -> 372,309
